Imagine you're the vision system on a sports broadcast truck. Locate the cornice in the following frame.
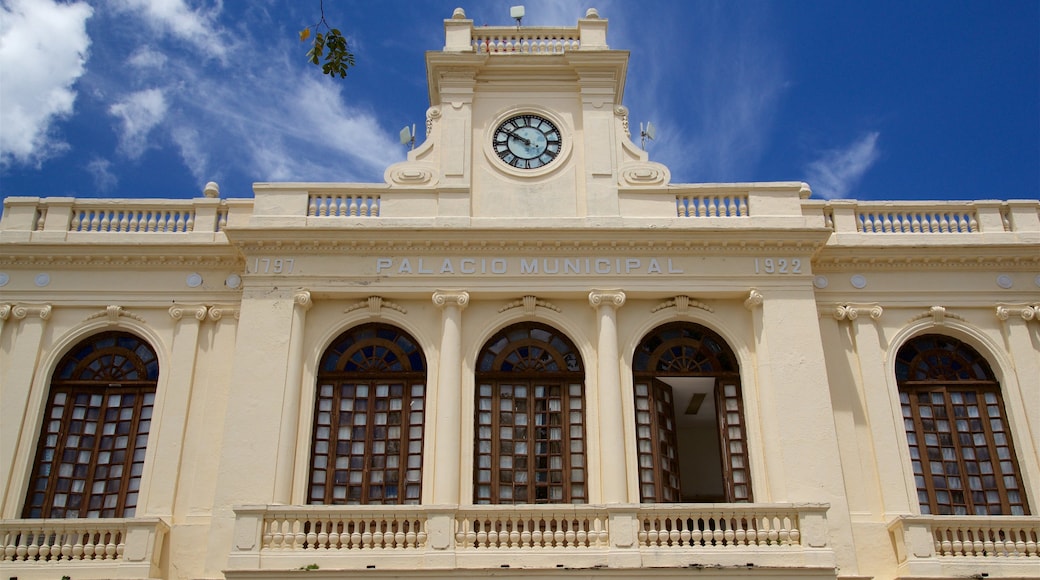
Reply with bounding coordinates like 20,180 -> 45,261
0,252 -> 242,269
813,249 -> 1040,272
231,234 -> 826,256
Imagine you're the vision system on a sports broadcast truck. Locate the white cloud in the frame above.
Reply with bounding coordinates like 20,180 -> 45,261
86,157 -> 118,192
110,0 -> 227,60
170,125 -> 208,182
128,46 -> 168,70
805,132 -> 881,199
108,88 -> 169,159
0,0 -> 92,166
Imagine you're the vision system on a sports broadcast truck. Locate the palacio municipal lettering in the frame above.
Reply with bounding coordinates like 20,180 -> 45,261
1,8 -> 1038,580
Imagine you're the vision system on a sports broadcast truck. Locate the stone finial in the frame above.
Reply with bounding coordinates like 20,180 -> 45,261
204,181 -> 220,198
452,7 -> 466,19
585,8 -> 600,18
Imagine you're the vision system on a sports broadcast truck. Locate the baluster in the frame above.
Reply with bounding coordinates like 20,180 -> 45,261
263,518 -> 277,549
939,212 -> 950,232
968,213 -> 979,232
880,212 -> 892,232
89,210 -> 101,231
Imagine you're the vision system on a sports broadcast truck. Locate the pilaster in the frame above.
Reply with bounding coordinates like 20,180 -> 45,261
274,290 -> 313,504
139,304 -> 207,516
0,303 -> 52,517
589,289 -> 627,503
431,290 -> 469,505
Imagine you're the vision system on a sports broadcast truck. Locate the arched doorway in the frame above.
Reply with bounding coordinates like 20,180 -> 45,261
896,334 -> 1030,515
474,322 -> 586,504
24,331 -> 159,518
309,323 -> 427,505
632,322 -> 751,503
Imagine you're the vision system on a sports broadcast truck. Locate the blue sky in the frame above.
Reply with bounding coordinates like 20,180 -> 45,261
1,0 -> 1037,203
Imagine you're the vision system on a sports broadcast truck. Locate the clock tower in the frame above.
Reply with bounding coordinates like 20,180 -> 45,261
384,7 -> 669,219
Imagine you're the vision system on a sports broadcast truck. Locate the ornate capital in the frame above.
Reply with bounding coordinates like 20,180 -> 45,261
0,304 -> 10,321
293,290 -> 313,310
743,289 -> 763,311
432,290 -> 469,309
589,290 -> 626,309
996,304 -> 1039,322
12,303 -> 52,320
169,304 -> 208,321
208,304 -> 241,321
830,303 -> 884,321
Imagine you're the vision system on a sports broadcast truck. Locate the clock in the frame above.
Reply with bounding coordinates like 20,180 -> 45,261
492,114 -> 562,170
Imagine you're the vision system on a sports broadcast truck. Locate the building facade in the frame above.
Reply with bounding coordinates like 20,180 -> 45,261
1,8 -> 1038,580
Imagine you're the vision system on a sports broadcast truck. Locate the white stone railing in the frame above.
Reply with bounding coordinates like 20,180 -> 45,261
227,503 -> 834,574
0,196 -> 246,239
889,515 -> 1040,578
808,199 -> 1040,236
676,193 -> 748,217
472,29 -> 580,54
0,517 -> 167,576
307,193 -> 380,217
455,506 -> 610,549
637,506 -> 801,547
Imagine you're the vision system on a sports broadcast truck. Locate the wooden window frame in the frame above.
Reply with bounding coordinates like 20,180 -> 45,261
23,331 -> 158,519
474,322 -> 587,504
897,334 -> 1030,516
632,322 -> 751,504
309,323 -> 427,505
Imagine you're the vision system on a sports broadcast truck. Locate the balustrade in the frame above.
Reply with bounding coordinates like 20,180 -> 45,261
71,208 -> 195,232
638,507 -> 800,548
473,32 -> 580,54
0,517 -> 166,576
455,508 -> 609,549
856,209 -> 978,233
307,193 -> 380,217
261,510 -> 427,551
676,194 -> 748,217
889,515 -> 1039,577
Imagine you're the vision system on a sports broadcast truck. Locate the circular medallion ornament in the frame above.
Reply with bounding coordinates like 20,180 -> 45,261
492,113 -> 562,170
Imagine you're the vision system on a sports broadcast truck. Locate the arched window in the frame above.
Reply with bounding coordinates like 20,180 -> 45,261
474,322 -> 586,504
632,322 -> 751,503
897,334 -> 1030,515
310,323 -> 427,505
23,331 -> 159,518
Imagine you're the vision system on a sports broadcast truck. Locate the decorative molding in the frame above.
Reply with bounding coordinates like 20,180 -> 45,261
386,165 -> 437,186
12,303 -> 52,320
996,304 -> 1039,322
906,306 -> 965,326
652,295 -> 713,315
619,164 -> 670,187
208,304 -> 241,321
293,290 -> 313,311
499,295 -> 561,315
83,305 -> 147,324
588,290 -> 626,309
0,254 -> 242,269
614,105 -> 630,138
168,304 -> 208,322
432,290 -> 469,309
344,296 -> 408,316
826,303 -> 884,321
426,106 -> 441,135
743,289 -> 763,311
813,254 -> 1040,273
0,303 -> 10,321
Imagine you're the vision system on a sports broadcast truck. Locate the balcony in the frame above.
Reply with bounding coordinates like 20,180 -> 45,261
226,503 -> 835,578
888,515 -> 1040,578
0,517 -> 168,579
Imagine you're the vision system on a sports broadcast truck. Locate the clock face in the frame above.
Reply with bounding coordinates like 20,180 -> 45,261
492,114 -> 562,170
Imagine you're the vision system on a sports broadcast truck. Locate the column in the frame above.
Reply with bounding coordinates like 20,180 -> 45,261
0,303 -> 52,517
138,304 -> 207,516
589,289 -> 627,503
996,305 -> 1040,456
431,290 -> 468,506
273,290 -> 312,504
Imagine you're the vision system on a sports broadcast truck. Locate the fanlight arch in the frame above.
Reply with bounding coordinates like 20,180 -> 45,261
24,331 -> 159,518
474,322 -> 586,504
310,323 -> 427,505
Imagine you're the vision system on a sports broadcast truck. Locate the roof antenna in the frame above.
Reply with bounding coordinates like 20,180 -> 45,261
640,122 -> 656,150
399,123 -> 416,150
510,5 -> 525,30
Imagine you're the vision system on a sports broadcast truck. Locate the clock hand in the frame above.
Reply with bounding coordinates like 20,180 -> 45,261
507,131 -> 532,147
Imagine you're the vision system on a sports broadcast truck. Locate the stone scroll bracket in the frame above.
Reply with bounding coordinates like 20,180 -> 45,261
996,304 -> 1040,322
